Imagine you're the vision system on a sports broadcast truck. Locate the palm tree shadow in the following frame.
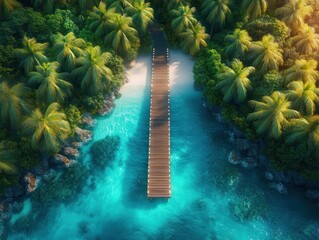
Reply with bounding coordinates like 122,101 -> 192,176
121,54 -> 168,209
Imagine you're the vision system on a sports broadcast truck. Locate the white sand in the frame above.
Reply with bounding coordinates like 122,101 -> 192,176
121,50 -> 195,96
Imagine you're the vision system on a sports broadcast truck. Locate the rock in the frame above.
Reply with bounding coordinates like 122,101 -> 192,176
236,138 -> 250,151
24,173 -> 38,193
71,142 -> 82,149
98,99 -> 114,116
270,182 -> 288,194
303,221 -> 319,239
306,190 -> 319,199
228,150 -> 241,165
62,147 -> 79,159
241,157 -> 257,168
265,171 -> 274,181
81,113 -> 96,127
0,219 -> 6,240
75,127 -> 93,143
51,154 -> 71,166
43,169 -> 57,182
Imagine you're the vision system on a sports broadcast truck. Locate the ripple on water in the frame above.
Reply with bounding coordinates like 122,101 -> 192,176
8,51 -> 319,240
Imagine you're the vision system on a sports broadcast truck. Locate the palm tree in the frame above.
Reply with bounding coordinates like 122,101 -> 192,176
291,24 -> 319,56
224,29 -> 252,59
286,81 -> 319,115
107,0 -> 133,13
0,0 -> 21,20
126,0 -> 153,33
286,116 -> 319,157
242,0 -> 267,19
0,82 -> 30,129
170,5 -> 197,33
90,2 -> 115,38
284,59 -> 319,84
105,13 -> 138,55
28,62 -> 73,105
53,32 -> 86,72
31,0 -> 55,13
248,35 -> 283,73
72,46 -> 113,95
201,0 -> 231,35
0,143 -> 17,174
79,0 -> 100,10
166,0 -> 188,10
216,59 -> 255,104
13,36 -> 48,74
23,103 -> 71,154
247,91 -> 299,138
275,0 -> 312,30
180,22 -> 209,56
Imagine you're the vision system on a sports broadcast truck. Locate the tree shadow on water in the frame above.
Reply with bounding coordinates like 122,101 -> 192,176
121,55 -> 168,209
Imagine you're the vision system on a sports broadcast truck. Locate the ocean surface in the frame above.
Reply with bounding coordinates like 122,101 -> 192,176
9,51 -> 318,240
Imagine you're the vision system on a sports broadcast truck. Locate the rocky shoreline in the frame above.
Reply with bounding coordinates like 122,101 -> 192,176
203,98 -> 319,200
0,93 -> 116,239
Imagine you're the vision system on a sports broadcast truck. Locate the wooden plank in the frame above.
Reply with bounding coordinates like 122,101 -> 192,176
147,34 -> 171,198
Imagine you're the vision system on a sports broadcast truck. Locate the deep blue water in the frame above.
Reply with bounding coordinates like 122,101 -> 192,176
9,51 -> 319,240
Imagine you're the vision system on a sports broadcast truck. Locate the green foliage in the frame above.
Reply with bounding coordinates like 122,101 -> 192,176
90,136 -> 120,169
65,105 -> 82,136
216,59 -> 254,104
23,103 -> 71,154
46,9 -> 79,35
244,15 -> 289,42
253,71 -> 284,98
73,46 -> 113,95
80,94 -> 105,114
0,173 -> 19,196
266,140 -> 316,177
193,48 -> 222,87
106,54 -> 125,88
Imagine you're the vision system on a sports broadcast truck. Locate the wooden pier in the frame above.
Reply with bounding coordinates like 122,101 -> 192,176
147,29 -> 171,198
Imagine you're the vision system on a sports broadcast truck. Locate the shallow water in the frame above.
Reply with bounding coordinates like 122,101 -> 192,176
9,51 -> 319,240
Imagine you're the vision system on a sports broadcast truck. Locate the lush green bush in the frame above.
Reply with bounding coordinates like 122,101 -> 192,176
65,105 -> 82,136
193,48 -> 222,87
80,94 -> 105,115
90,136 -> 120,169
252,71 -> 285,99
244,15 -> 290,42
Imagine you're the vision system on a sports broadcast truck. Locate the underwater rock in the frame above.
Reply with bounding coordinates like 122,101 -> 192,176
31,162 -> 88,207
81,113 -> 96,127
270,182 -> 288,194
228,150 -> 241,165
62,147 -> 79,159
90,136 -> 120,169
0,219 -> 7,240
306,190 -> 319,199
75,127 -> 93,143
9,201 -> 23,214
303,221 -> 319,239
236,138 -> 250,151
43,169 -> 57,182
24,173 -> 38,193
265,171 -> 274,181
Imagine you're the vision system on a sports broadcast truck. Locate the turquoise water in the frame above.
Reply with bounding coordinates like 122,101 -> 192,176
9,51 -> 319,240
